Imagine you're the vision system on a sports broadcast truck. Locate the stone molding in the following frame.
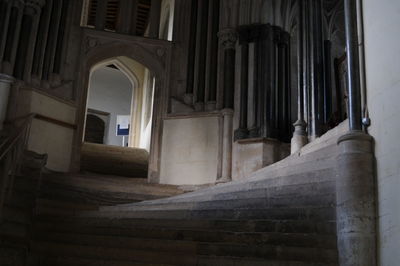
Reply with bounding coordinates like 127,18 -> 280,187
0,73 -> 15,84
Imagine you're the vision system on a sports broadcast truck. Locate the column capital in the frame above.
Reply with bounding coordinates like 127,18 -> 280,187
218,28 -> 238,49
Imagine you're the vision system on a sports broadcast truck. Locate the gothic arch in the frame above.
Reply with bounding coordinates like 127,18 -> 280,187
72,32 -> 172,182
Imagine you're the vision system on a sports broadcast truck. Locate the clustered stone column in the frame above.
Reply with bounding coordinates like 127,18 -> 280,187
185,0 -> 220,111
234,24 -> 292,143
291,0 -> 335,153
218,28 -> 237,182
0,0 -> 25,76
335,0 -> 376,265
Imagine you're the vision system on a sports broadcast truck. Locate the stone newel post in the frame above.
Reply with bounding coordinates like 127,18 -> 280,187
336,0 -> 377,265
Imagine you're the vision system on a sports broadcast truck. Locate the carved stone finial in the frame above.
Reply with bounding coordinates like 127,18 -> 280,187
218,28 -> 238,49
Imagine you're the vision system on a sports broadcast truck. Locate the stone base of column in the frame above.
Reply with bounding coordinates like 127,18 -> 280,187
205,101 -> 216,111
0,74 -> 15,130
290,119 -> 308,154
218,108 -> 234,182
183,93 -> 194,106
290,134 -> 308,154
194,102 -> 204,112
336,130 -> 376,266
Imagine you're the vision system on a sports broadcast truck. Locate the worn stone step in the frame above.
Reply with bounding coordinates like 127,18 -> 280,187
33,228 -> 337,250
0,221 -> 28,239
31,241 -> 197,265
196,242 -> 338,263
197,255 -> 338,266
2,206 -> 31,225
30,240 -> 336,264
80,206 -> 336,221
0,245 -> 27,266
103,181 -> 336,212
33,217 -> 336,235
30,255 -> 338,266
32,256 -> 175,266
98,194 -> 335,215
120,169 -> 336,209
35,198 -> 99,211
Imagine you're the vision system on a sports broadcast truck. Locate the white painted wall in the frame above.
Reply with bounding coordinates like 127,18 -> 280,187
160,116 -> 220,185
363,1 -> 400,265
87,67 -> 133,147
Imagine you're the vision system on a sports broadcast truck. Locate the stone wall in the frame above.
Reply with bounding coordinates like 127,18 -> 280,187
363,0 -> 400,264
16,88 -> 76,172
159,115 -> 220,185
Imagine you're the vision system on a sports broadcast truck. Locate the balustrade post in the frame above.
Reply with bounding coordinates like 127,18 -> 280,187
335,1 -> 376,265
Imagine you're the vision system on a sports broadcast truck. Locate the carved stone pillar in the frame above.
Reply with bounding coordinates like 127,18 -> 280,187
0,0 -> 12,69
234,42 -> 249,140
14,0 -> 45,81
2,0 -> 24,75
42,0 -> 62,82
193,0 -> 209,111
0,73 -> 14,130
204,0 -> 219,111
291,0 -> 308,153
218,28 -> 237,109
218,28 -> 237,182
32,0 -> 53,84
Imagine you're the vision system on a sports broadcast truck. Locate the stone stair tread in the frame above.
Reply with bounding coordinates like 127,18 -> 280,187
77,206 -> 336,221
33,217 -> 337,234
35,256 -> 176,266
100,189 -> 336,211
197,255 -> 339,266
32,229 -> 337,249
31,240 -> 337,264
31,241 -> 198,265
123,168 -> 336,208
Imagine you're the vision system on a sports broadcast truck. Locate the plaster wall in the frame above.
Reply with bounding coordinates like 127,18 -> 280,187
363,0 -> 400,265
160,116 -> 220,185
87,67 -> 133,147
16,89 -> 76,172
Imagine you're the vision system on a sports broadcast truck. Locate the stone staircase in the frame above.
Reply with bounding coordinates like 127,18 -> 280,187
2,123 -> 347,265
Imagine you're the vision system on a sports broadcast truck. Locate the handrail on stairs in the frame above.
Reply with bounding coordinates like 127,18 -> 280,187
0,113 -> 36,221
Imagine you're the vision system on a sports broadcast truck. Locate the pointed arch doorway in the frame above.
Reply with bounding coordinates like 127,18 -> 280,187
81,56 -> 156,177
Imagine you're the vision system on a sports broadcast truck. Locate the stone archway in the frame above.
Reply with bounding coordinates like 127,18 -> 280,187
71,30 -> 172,183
